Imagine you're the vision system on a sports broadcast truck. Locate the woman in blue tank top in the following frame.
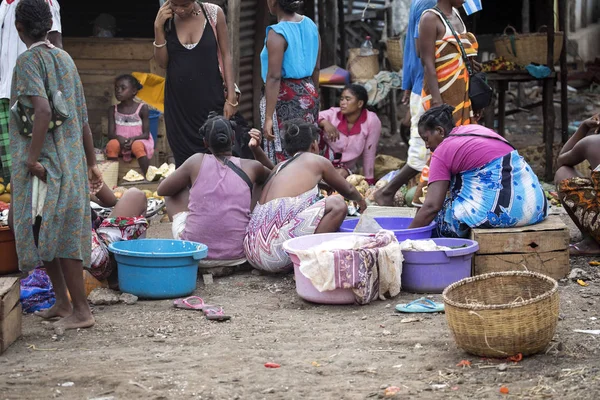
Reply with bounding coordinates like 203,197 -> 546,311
260,0 -> 321,165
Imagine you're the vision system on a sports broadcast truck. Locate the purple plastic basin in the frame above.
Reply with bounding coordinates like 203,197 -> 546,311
339,217 -> 435,242
401,238 -> 479,294
282,233 -> 372,305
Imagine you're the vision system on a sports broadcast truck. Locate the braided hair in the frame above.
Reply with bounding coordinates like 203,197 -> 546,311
199,112 -> 237,154
418,104 -> 456,137
277,0 -> 303,14
115,74 -> 143,91
15,0 -> 53,41
282,119 -> 319,155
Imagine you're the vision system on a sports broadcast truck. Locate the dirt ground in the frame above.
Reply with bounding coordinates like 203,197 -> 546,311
0,211 -> 599,400
1,90 -> 600,400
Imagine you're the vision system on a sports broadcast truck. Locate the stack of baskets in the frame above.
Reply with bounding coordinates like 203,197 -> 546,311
386,36 -> 403,72
442,271 -> 559,357
346,48 -> 380,82
494,25 -> 563,67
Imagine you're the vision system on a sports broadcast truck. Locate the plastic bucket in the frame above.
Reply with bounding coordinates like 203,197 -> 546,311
283,233 -> 372,305
108,239 -> 208,299
339,217 -> 435,242
148,109 -> 161,145
401,238 -> 479,293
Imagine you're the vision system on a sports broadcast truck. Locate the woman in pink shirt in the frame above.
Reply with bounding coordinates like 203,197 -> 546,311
318,84 -> 381,184
409,105 -> 547,237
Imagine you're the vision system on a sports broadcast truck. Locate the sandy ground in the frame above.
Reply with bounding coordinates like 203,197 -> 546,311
1,213 -> 599,400
1,91 -> 599,399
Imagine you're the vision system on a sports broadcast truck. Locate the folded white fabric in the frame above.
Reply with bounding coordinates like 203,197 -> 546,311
400,239 -> 451,252
31,176 -> 47,220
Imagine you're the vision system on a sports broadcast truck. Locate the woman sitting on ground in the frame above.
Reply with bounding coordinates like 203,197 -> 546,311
408,104 -> 547,238
90,184 -> 148,288
244,120 -> 367,273
554,113 -> 600,256
318,84 -> 381,184
157,113 -> 270,268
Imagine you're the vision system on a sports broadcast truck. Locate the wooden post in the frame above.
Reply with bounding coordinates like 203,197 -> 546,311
522,0 -> 530,33
543,0 -> 556,182
338,0 -> 346,67
251,1 -> 271,128
227,0 -> 241,84
558,0 -> 569,144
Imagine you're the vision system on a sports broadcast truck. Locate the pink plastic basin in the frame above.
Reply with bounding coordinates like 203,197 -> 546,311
283,233 -> 372,305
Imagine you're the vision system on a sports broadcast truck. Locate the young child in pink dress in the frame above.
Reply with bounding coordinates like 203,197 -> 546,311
105,74 -> 154,175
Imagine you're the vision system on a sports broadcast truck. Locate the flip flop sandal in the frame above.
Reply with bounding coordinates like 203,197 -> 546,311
569,243 -> 600,257
395,297 -> 445,313
204,306 -> 231,321
173,296 -> 214,311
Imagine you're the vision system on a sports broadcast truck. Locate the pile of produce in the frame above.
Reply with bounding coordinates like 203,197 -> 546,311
0,177 -> 10,204
112,186 -> 163,201
146,162 -> 176,182
122,163 -> 176,183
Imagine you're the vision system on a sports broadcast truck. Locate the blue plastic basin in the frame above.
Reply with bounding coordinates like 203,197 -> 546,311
148,109 -> 161,145
339,217 -> 436,241
108,239 -> 208,299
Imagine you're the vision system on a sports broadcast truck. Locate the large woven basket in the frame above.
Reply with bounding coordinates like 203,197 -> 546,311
443,271 -> 559,358
347,48 -> 380,82
386,37 -> 403,72
494,25 -> 563,67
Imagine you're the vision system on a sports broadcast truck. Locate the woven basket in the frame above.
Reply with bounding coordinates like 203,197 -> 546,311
494,25 -> 563,67
347,48 -> 380,82
386,37 -> 403,72
97,160 -> 119,190
443,271 -> 559,358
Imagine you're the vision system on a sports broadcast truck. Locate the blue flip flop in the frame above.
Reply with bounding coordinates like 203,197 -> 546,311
395,297 -> 445,313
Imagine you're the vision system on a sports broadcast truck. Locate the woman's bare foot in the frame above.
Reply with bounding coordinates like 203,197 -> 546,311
569,237 -> 600,256
34,303 -> 72,320
373,188 -> 394,206
53,311 -> 95,331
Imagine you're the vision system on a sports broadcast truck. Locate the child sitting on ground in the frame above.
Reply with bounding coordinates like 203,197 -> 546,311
244,120 -> 367,273
106,74 -> 154,175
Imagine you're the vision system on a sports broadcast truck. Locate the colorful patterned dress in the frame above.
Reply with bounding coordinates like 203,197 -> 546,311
9,46 -> 91,271
421,8 -> 478,126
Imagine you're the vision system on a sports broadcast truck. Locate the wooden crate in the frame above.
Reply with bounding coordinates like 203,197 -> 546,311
470,215 -> 570,280
0,277 -> 22,354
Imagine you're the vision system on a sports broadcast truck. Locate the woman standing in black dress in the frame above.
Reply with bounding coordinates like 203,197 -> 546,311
154,0 -> 238,167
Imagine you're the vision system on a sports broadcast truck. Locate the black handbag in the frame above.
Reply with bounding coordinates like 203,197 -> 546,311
434,7 -> 493,112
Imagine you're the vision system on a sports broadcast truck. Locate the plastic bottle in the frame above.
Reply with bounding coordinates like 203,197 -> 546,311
360,35 -> 374,56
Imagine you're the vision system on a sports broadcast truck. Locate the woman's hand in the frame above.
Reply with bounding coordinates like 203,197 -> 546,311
582,113 -> 600,134
357,198 -> 368,213
263,118 -> 275,141
223,101 -> 236,120
88,165 -> 103,194
322,120 -> 340,142
401,90 -> 410,105
471,59 -> 483,73
27,161 -> 47,183
154,0 -> 173,30
248,128 -> 262,148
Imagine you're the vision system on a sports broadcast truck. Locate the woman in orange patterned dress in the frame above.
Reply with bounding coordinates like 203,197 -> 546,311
554,114 -> 600,256
419,0 -> 480,126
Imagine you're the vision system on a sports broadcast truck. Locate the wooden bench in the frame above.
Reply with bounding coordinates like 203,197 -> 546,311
0,277 -> 21,354
470,215 -> 570,280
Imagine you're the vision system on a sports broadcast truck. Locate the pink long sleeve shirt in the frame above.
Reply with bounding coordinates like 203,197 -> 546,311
318,107 -> 382,182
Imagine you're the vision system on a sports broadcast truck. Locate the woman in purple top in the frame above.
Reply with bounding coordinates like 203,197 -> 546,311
409,105 -> 547,237
157,113 -> 270,267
